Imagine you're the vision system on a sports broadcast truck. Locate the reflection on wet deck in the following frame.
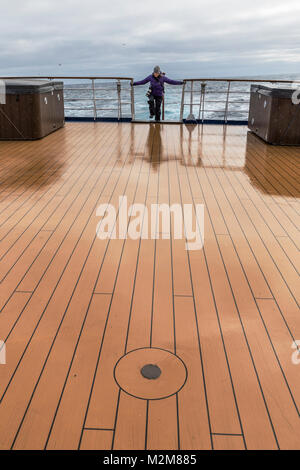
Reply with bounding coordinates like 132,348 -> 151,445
0,122 -> 299,450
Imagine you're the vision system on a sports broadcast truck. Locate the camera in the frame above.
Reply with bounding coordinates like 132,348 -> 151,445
146,72 -> 166,97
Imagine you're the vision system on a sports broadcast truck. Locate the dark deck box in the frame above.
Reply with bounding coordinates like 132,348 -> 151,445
248,84 -> 300,145
0,80 -> 64,140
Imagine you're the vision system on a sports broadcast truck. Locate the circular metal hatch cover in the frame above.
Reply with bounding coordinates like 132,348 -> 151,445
114,347 -> 187,400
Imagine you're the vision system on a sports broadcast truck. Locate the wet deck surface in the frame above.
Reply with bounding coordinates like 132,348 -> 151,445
0,122 -> 299,450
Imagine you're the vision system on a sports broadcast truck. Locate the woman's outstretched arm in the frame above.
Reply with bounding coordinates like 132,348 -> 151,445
133,75 -> 152,86
163,76 -> 183,85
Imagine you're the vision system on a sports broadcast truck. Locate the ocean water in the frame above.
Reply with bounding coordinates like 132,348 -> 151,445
63,74 -> 299,121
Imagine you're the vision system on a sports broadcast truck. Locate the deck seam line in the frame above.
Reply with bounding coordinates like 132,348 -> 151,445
83,428 -> 114,431
258,150 -> 300,186
1,123 -> 299,449
171,124 -> 214,450
0,124 -> 114,285
201,147 -> 299,419
200,170 -> 282,446
146,122 -> 161,449
42,123 -> 141,448
244,152 -> 300,219
245,152 -> 300,222
44,124 -> 143,450
205,144 -> 300,343
0,122 -> 115,323
251,147 -> 300,193
2,123 -> 123,448
0,125 -> 94,249
238,140 -> 300,212
180,125 -> 248,449
111,127 -> 152,450
234,169 -> 300,260
167,124 -> 180,450
224,158 -> 300,322
0,127 -> 75,216
230,172 -> 300,276
247,145 -> 300,201
68,125 -> 147,450
8,123 -> 117,447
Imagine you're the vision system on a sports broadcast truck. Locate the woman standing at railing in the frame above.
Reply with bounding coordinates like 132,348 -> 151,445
132,66 -> 183,121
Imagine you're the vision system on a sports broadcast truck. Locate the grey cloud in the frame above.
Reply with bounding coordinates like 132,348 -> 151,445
1,0 -> 300,78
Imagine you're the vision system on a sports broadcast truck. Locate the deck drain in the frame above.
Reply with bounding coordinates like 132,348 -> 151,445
141,364 -> 161,380
114,347 -> 187,400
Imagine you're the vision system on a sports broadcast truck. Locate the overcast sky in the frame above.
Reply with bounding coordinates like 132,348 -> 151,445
1,0 -> 300,79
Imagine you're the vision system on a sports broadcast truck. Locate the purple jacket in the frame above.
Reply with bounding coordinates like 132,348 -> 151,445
133,74 -> 183,97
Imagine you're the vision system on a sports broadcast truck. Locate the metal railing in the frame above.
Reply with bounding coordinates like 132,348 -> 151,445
64,78 -> 133,120
0,76 -> 134,121
1,76 -> 299,123
63,77 -> 134,120
179,77 -> 300,123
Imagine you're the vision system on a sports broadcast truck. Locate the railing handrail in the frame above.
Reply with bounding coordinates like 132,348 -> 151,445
0,76 -> 133,81
0,76 -> 299,83
179,77 -> 299,123
1,75 -> 299,123
0,76 -> 134,122
182,78 -> 300,83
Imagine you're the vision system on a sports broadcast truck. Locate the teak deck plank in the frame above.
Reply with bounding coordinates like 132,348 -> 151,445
212,434 -> 245,450
0,122 -> 299,450
170,126 -> 246,436
45,294 -> 112,450
84,132 -> 148,430
0,127 -> 131,449
217,234 -> 300,449
80,429 -> 114,450
175,297 -> 211,450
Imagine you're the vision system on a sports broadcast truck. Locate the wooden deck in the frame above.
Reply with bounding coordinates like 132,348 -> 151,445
0,122 -> 299,450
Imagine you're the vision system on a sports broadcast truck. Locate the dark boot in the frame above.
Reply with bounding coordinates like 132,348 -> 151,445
148,95 -> 155,119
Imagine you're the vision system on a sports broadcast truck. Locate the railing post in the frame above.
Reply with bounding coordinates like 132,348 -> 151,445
198,82 -> 206,122
92,79 -> 97,121
117,80 -> 121,121
190,81 -> 194,116
180,80 -> 186,121
186,80 -> 196,121
198,81 -> 202,121
224,81 -> 231,124
162,95 -> 165,120
202,83 -> 206,122
130,79 -> 135,121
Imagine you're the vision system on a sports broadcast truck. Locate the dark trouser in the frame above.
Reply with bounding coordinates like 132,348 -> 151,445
148,94 -> 163,120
